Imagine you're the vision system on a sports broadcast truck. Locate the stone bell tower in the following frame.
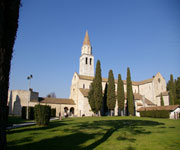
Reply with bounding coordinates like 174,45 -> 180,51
79,31 -> 94,76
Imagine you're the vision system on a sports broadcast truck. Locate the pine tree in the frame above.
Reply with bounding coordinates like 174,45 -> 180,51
126,67 -> 135,116
107,70 -> 116,116
117,74 -> 125,116
88,83 -> 96,113
160,93 -> 164,106
93,60 -> 102,115
175,77 -> 180,105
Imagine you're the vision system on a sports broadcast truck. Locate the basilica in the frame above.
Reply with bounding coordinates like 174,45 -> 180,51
8,31 -> 170,117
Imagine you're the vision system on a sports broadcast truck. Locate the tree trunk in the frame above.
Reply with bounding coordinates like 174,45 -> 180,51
0,1 -> 20,149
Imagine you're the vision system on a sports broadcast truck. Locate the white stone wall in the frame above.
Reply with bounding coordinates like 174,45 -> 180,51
139,82 -> 153,102
152,73 -> 167,105
156,95 -> 169,106
170,108 -> 180,119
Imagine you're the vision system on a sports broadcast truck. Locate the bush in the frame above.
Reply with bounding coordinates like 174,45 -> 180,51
51,108 -> 56,117
21,106 -> 34,120
140,110 -> 169,118
34,104 -> 51,126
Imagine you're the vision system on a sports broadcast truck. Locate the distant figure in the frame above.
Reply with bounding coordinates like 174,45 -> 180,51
59,112 -> 62,120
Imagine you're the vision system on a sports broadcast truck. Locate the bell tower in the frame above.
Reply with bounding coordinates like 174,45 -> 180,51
79,31 -> 94,76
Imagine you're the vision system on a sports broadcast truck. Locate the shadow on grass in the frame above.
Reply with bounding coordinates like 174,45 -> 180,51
7,121 -> 67,134
8,119 -> 164,150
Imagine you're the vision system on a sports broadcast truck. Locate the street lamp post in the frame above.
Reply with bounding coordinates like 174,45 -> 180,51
27,74 -> 33,120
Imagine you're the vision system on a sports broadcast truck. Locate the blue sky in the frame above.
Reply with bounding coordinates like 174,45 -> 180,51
10,0 -> 180,98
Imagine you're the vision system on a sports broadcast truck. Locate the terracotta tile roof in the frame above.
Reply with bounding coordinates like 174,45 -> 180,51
137,103 -> 143,106
83,31 -> 91,46
78,74 -> 153,86
79,88 -> 89,97
156,91 -> 169,97
79,88 -> 155,105
137,105 -> 179,112
32,97 -> 75,105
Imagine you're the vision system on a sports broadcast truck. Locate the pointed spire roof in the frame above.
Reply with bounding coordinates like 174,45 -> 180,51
83,30 -> 91,46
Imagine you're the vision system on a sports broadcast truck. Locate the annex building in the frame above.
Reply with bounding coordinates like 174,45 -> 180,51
8,31 -> 170,117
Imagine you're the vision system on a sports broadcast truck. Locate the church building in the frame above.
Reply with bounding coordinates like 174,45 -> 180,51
8,31 -> 169,117
69,31 -> 169,117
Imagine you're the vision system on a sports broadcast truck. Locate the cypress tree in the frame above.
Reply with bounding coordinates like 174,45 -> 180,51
126,67 -> 135,116
107,70 -> 116,116
160,93 -> 164,106
93,60 -> 102,115
117,74 -> 125,116
101,83 -> 108,116
175,77 -> 180,105
88,83 -> 96,113
169,74 -> 175,105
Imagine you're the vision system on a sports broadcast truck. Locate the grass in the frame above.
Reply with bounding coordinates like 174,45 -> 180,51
7,116 -> 180,150
7,116 -> 33,125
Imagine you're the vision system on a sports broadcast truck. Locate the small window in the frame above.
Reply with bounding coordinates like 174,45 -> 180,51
83,84 -> 85,89
158,78 -> 161,83
85,57 -> 88,64
90,58 -> 92,65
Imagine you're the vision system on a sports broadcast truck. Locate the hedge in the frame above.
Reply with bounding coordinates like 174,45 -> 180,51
21,106 -> 34,120
140,110 -> 169,118
34,104 -> 51,126
51,108 -> 56,117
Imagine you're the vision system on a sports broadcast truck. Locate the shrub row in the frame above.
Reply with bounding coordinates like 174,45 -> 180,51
22,106 -> 56,120
21,106 -> 34,120
51,108 -> 56,117
34,104 -> 51,126
140,110 -> 169,118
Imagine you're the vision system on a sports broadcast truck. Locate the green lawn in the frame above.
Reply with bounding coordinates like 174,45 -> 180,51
7,116 -> 33,125
7,116 -> 180,150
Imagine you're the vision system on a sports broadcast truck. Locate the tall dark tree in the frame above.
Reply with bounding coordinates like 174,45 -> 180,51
101,83 -> 108,116
126,67 -> 135,116
93,60 -> 102,115
169,74 -> 176,105
160,93 -> 164,106
88,82 -> 96,113
166,80 -> 170,91
117,74 -> 125,116
175,77 -> 180,105
0,0 -> 21,149
107,70 -> 116,116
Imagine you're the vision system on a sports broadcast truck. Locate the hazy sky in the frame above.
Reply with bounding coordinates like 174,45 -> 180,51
10,0 -> 180,98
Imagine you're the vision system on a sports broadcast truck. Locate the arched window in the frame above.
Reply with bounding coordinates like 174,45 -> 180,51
85,57 -> 88,64
90,58 -> 92,65
83,84 -> 85,89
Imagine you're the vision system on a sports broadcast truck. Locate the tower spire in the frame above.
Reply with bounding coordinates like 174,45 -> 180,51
83,30 -> 91,46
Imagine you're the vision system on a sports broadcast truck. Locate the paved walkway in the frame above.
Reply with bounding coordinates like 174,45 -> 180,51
6,117 -> 59,130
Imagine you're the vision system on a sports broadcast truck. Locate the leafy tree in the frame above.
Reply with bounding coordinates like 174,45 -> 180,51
107,70 -> 116,116
160,93 -> 164,106
93,60 -> 103,116
175,77 -> 180,105
88,83 -> 96,113
101,83 -> 108,116
126,67 -> 135,116
0,0 -> 21,149
117,74 -> 125,116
